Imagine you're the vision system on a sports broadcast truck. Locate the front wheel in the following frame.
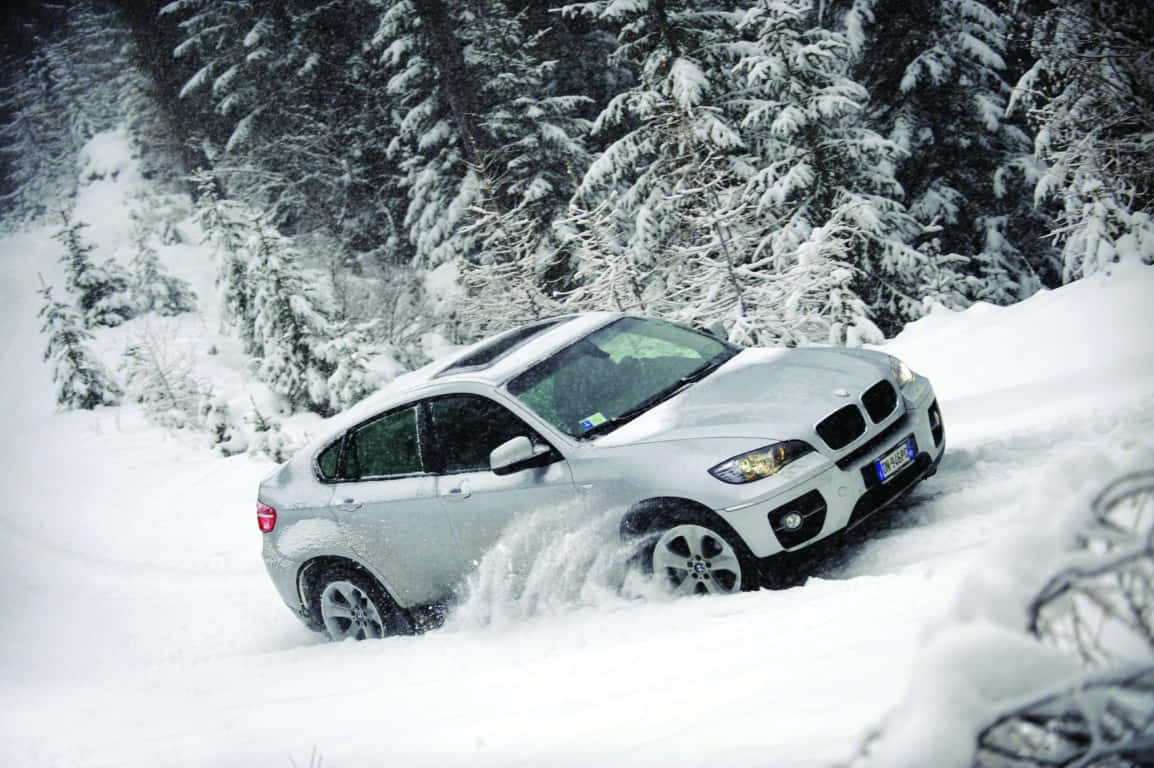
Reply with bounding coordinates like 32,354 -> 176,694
648,520 -> 758,596
316,568 -> 411,641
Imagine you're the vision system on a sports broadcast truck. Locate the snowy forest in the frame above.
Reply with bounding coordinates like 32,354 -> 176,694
1,2 -> 1153,766
4,0 -> 1153,417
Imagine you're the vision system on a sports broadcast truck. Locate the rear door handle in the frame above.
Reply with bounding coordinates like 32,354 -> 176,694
339,498 -> 363,511
440,483 -> 471,500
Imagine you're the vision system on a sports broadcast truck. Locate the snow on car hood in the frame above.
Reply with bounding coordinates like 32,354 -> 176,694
597,346 -> 891,447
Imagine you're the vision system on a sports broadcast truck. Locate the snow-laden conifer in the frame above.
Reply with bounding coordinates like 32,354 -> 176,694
129,221 -> 197,317
247,219 -> 334,413
37,281 -> 121,410
191,171 -> 255,348
54,213 -> 135,328
1008,0 -> 1154,280
844,0 -> 1051,304
731,0 -> 931,337
559,0 -> 750,326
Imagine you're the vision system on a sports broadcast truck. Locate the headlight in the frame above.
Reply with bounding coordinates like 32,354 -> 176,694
709,440 -> 814,484
890,356 -> 916,387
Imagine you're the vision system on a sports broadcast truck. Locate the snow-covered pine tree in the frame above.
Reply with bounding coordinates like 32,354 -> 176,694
0,2 -> 130,223
129,219 -> 197,316
162,0 -> 403,255
316,322 -> 377,413
37,281 -> 121,410
53,212 -> 136,328
247,217 -> 335,415
373,0 -> 487,269
246,399 -> 291,462
558,0 -> 750,322
458,192 -> 566,337
841,0 -> 1051,306
451,2 -> 599,335
1008,0 -> 1154,280
191,170 -> 256,348
731,0 -> 929,338
197,387 -> 245,455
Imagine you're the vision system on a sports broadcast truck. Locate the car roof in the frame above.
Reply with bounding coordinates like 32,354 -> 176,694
290,312 -> 622,461
437,311 -> 619,386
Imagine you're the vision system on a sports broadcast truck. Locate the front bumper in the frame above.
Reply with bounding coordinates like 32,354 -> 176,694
716,382 -> 945,559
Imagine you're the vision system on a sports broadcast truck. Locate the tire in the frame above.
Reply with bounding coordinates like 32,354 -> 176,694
644,513 -> 759,596
314,567 -> 412,641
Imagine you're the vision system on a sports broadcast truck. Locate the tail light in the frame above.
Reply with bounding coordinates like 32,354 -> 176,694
256,501 -> 277,533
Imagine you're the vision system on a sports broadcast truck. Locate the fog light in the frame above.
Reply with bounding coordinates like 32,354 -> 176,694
782,512 -> 804,530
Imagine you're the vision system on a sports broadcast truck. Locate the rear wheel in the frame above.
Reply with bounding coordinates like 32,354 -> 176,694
315,568 -> 411,641
647,518 -> 758,595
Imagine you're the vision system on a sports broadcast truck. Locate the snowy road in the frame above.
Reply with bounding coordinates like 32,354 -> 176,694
2,250 -> 1153,767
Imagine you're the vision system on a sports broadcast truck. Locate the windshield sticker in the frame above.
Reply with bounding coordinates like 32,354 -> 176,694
579,412 -> 607,431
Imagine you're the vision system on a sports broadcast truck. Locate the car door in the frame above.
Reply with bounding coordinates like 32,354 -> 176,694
425,393 -> 579,571
331,403 -> 462,606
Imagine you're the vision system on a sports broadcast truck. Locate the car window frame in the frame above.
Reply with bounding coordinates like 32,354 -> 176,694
420,392 -> 557,476
315,402 -> 431,484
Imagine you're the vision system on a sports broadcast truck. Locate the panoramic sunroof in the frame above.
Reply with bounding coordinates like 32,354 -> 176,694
435,316 -> 570,377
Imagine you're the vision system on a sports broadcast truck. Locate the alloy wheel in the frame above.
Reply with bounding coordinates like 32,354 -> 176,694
652,523 -> 744,595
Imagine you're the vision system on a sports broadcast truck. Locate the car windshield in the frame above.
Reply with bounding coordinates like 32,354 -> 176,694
507,317 -> 737,439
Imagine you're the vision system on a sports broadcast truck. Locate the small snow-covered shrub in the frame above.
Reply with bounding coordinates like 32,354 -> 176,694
120,324 -> 201,429
37,281 -> 122,410
246,402 -> 293,463
973,472 -> 1154,767
850,449 -> 1154,768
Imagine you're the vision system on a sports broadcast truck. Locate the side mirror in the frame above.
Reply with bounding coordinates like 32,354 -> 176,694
490,436 -> 554,476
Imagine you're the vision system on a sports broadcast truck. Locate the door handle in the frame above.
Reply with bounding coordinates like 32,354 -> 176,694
339,498 -> 363,511
440,483 -> 471,500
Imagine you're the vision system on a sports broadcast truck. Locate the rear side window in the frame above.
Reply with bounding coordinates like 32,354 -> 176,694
316,439 -> 342,480
349,406 -> 423,478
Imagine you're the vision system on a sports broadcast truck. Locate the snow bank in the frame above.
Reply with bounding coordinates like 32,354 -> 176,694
855,436 -> 1154,767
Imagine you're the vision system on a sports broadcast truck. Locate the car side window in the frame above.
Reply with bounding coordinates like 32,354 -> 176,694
348,406 -> 423,479
316,438 -> 343,480
427,394 -> 543,474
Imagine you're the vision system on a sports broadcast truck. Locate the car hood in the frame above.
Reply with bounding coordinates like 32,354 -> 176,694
596,346 -> 890,447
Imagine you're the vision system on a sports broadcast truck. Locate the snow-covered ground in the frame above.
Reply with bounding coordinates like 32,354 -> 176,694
1,143 -> 1152,767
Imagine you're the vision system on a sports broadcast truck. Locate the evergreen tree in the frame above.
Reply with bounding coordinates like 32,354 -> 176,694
731,0 -> 934,337
559,0 -> 750,323
1009,0 -> 1154,280
843,0 -> 1053,304
0,1 -> 143,223
316,322 -> 376,413
129,219 -> 197,316
191,170 -> 256,347
248,218 -> 332,412
54,213 -> 136,328
37,281 -> 122,410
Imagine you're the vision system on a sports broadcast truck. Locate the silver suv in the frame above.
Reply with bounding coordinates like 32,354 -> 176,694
258,314 -> 945,640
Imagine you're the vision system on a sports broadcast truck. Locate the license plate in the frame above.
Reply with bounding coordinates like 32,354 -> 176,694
875,437 -> 916,483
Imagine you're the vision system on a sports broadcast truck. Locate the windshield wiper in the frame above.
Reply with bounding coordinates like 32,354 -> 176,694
678,348 -> 737,385
578,349 -> 737,440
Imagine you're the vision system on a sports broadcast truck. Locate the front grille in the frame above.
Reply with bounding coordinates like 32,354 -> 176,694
816,404 -> 866,450
862,380 -> 898,423
767,490 -> 827,549
836,413 -> 910,470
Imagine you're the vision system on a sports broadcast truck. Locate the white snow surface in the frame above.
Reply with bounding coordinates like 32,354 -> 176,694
2,134 -> 1154,767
